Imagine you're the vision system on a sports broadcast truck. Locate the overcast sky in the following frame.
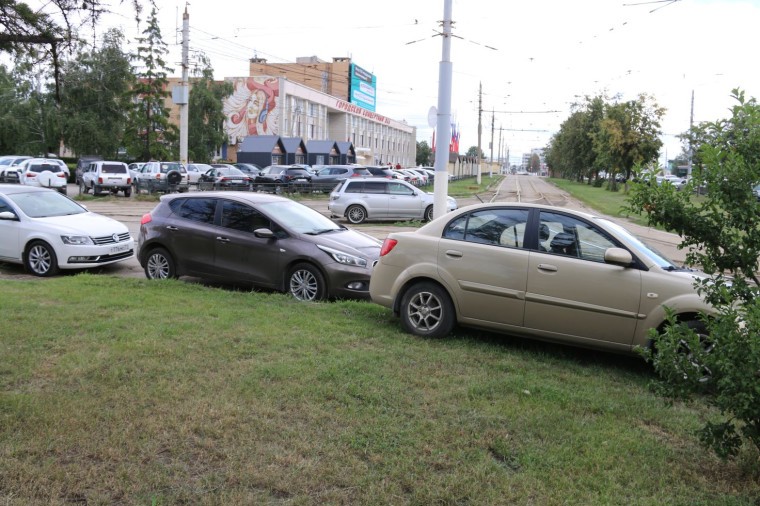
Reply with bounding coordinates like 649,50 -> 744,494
33,0 -> 760,166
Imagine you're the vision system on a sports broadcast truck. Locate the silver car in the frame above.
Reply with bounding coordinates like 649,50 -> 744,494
369,202 -> 713,355
328,177 -> 457,224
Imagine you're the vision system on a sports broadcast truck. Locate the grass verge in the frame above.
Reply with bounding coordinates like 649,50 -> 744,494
2,275 -> 758,504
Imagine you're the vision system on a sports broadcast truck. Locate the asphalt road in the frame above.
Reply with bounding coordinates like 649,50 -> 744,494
0,176 -> 687,280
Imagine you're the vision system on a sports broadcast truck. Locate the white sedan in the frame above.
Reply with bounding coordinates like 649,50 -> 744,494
0,184 -> 135,276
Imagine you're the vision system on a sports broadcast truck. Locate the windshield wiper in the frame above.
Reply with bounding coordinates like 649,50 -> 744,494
306,228 -> 341,235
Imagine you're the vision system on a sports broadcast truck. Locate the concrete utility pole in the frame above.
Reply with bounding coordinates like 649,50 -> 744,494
432,0 -> 453,220
476,82 -> 482,185
178,6 -> 190,164
490,108 -> 495,164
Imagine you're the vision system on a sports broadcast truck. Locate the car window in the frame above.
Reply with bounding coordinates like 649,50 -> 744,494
101,163 -> 127,174
443,208 -> 530,247
0,197 -> 14,213
344,182 -> 364,193
172,198 -> 217,224
363,181 -> 387,194
221,200 -> 270,233
388,182 -> 414,196
539,211 -> 616,261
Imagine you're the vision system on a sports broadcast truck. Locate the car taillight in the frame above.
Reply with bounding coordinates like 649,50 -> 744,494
351,173 -> 361,177
379,238 -> 398,257
98,177 -> 104,184
140,213 -> 152,225
155,174 -> 161,180
57,173 -> 66,178
27,173 -> 36,178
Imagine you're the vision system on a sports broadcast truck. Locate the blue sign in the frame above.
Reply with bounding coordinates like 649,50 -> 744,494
349,63 -> 376,112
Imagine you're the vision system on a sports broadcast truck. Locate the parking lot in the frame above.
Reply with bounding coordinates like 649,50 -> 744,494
0,177 -> 687,280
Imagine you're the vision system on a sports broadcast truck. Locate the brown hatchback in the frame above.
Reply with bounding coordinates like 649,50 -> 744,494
137,192 -> 381,301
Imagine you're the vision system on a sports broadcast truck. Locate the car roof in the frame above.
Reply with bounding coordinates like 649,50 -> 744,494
158,191 -> 292,205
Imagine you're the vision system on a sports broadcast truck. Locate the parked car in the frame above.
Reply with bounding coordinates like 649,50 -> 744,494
405,168 -> 430,185
254,165 -> 312,193
128,162 -> 145,182
137,192 -> 381,301
364,166 -> 396,179
134,161 -> 189,194
75,155 -> 103,185
328,177 -> 457,224
233,163 -> 262,178
0,155 -> 32,183
17,158 -> 68,194
310,165 -> 372,193
80,160 -> 132,197
198,166 -> 253,191
186,163 -> 212,186
0,184 -> 134,276
656,174 -> 688,190
369,202 -> 713,355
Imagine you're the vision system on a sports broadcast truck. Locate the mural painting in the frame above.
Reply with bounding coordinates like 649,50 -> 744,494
223,77 -> 280,144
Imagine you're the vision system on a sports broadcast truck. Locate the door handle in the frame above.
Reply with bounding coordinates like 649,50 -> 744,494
216,236 -> 230,243
445,250 -> 463,258
165,225 -> 178,231
537,263 -> 558,272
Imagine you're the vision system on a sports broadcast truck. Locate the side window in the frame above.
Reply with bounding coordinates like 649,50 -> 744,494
363,181 -> 387,194
443,209 -> 529,247
174,198 -> 217,224
389,182 -> 414,196
344,182 -> 363,193
539,211 -> 616,261
0,196 -> 13,214
221,200 -> 269,233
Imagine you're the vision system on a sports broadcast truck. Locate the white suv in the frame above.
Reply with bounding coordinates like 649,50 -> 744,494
328,178 -> 457,224
80,161 -> 132,197
134,161 -> 189,194
17,158 -> 68,194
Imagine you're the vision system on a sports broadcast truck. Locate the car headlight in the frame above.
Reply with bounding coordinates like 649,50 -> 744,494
317,245 -> 368,267
61,235 -> 94,246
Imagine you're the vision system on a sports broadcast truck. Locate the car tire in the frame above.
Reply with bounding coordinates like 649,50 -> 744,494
346,205 -> 367,224
288,263 -> 327,301
144,247 -> 177,280
79,181 -> 88,194
424,205 -> 434,222
92,184 -> 100,195
124,187 -> 131,198
25,240 -> 59,277
399,282 -> 455,338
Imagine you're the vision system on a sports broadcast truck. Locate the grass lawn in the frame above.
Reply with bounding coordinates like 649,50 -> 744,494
548,177 -> 651,227
2,276 -> 758,504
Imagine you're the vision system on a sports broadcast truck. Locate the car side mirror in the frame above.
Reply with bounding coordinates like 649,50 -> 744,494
253,228 -> 275,239
0,211 -> 18,221
604,247 -> 633,266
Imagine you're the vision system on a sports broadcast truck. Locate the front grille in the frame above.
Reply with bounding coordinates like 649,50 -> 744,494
92,232 -> 131,245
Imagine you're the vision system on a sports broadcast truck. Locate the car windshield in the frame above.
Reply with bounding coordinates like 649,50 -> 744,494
219,167 -> 245,176
29,163 -> 62,173
102,164 -> 127,174
8,190 -> 86,218
260,200 -> 342,234
599,218 -> 679,269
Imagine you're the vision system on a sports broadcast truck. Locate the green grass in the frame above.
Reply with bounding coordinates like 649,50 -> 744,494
2,275 -> 758,504
548,177 -> 652,226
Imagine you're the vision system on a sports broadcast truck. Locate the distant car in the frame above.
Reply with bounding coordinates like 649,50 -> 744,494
0,155 -> 32,183
80,160 -> 132,197
137,192 -> 381,301
310,165 -> 371,193
233,163 -> 262,178
328,177 -> 457,224
369,202 -> 714,355
198,166 -> 253,191
363,166 -> 395,179
128,162 -> 145,182
134,161 -> 189,194
254,165 -> 312,193
656,174 -> 687,190
405,168 -> 430,185
75,155 -> 102,185
186,163 -> 212,185
0,184 -> 134,276
17,158 -> 68,194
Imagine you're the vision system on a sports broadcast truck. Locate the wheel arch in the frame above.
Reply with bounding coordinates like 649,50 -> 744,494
281,258 -> 331,295
393,275 -> 456,317
138,241 -> 183,277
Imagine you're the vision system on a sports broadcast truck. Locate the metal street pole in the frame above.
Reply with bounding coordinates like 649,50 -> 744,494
433,0 -> 453,220
178,7 -> 189,165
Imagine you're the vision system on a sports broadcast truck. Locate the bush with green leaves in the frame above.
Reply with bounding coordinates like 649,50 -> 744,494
627,89 -> 760,462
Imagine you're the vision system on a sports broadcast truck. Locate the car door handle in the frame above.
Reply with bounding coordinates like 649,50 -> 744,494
537,263 -> 558,272
165,225 -> 178,231
216,237 -> 230,243
445,250 -> 463,258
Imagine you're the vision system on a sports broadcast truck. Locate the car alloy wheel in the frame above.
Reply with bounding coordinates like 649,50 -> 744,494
346,205 -> 367,224
145,247 -> 176,279
400,282 -> 455,338
288,263 -> 326,301
25,240 -> 59,277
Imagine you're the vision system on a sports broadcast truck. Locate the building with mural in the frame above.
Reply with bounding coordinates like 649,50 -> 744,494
167,56 -> 416,166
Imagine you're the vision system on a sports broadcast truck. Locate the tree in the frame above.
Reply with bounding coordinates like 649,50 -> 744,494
626,89 -> 760,462
59,28 -> 133,158
465,145 -> 483,158
123,7 -> 177,161
528,153 -> 540,173
187,56 -> 231,163
593,94 -> 664,191
546,95 -> 606,183
416,140 -> 432,166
